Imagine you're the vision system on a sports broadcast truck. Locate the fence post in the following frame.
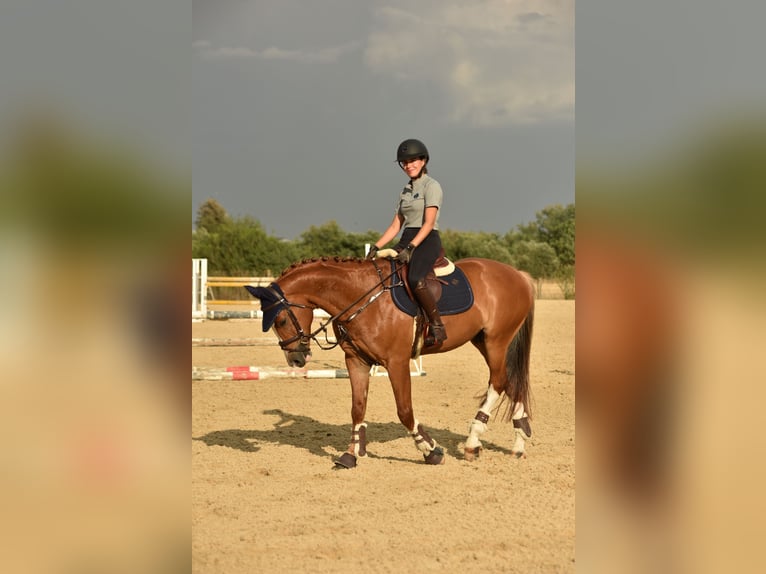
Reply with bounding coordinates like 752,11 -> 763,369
192,258 -> 208,321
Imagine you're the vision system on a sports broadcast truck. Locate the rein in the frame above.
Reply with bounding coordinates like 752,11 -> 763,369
270,259 -> 404,352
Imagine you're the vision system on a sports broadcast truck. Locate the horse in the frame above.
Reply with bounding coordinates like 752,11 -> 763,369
245,254 -> 535,467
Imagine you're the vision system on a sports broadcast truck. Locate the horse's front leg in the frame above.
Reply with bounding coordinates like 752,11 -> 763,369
334,353 -> 371,469
387,359 -> 444,465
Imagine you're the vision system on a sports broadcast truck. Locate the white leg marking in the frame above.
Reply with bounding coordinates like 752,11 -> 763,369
511,432 -> 526,455
465,386 -> 501,449
511,402 -> 530,455
465,420 -> 487,449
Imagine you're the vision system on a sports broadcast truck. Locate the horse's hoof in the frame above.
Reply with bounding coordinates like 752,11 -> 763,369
424,446 -> 445,465
334,452 -> 357,469
511,450 -> 527,459
464,446 -> 482,461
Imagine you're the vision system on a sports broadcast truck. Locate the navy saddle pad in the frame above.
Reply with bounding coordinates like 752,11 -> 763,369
390,261 -> 474,317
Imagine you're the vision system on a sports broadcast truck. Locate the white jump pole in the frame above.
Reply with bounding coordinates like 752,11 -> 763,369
192,258 -> 208,322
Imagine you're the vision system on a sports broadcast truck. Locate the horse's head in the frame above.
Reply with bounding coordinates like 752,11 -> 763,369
245,283 -> 314,367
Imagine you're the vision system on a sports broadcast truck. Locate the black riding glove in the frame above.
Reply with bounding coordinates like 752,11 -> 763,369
365,245 -> 379,260
395,243 -> 416,264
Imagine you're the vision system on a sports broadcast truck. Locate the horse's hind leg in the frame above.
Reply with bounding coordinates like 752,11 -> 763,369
465,337 -> 519,460
465,383 -> 502,461
465,395 -> 531,459
511,405 -> 532,458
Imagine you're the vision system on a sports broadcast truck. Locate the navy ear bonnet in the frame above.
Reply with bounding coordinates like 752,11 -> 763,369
245,282 -> 286,332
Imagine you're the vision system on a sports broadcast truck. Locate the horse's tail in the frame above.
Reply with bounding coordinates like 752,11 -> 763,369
503,303 -> 534,421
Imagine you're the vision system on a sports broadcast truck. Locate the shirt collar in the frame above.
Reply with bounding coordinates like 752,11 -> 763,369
405,174 -> 431,193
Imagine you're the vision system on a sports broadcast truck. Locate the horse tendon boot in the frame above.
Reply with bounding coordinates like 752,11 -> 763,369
413,280 -> 447,346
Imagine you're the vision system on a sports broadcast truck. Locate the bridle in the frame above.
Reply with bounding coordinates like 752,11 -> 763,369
263,260 -> 404,352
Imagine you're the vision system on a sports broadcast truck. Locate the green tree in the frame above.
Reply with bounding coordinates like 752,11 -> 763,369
192,216 -> 299,276
441,230 -> 512,264
195,198 -> 230,233
511,240 -> 560,297
555,264 -> 576,300
534,204 -> 575,267
505,204 -> 575,268
297,220 -> 379,258
190,200 -> 576,290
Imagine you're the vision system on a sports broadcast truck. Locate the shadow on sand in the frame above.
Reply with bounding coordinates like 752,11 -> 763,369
193,408 -> 516,464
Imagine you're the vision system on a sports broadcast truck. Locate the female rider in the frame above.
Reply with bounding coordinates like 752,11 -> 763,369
366,138 -> 447,346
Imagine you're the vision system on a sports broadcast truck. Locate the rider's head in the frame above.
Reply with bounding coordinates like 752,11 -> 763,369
396,139 -> 429,179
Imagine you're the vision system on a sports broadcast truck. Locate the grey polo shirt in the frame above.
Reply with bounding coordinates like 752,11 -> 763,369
396,174 -> 444,230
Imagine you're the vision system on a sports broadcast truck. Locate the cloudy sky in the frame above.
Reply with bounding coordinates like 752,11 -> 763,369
1,1 -> 762,242
193,0 -> 575,239
578,0 -> 766,168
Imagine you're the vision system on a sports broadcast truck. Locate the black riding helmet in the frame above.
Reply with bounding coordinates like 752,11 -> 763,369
396,139 -> 429,164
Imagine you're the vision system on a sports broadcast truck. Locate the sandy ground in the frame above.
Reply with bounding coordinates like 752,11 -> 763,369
192,299 -> 575,573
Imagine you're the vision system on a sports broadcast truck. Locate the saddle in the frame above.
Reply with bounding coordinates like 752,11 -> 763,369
379,245 -> 473,306
377,248 -> 455,303
377,249 -> 472,357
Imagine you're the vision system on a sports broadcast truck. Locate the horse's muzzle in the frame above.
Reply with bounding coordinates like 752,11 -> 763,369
285,343 -> 311,368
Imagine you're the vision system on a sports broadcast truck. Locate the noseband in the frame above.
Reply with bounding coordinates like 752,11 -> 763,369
260,284 -> 314,351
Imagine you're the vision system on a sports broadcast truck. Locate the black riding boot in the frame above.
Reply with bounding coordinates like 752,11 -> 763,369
413,280 -> 447,345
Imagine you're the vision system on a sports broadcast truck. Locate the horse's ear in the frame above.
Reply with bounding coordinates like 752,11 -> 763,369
244,284 -> 283,332
245,285 -> 269,300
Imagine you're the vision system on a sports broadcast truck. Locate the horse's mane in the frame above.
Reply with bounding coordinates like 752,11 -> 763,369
277,256 -> 368,279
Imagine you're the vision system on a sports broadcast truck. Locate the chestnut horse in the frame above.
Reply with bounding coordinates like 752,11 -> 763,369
246,255 -> 535,467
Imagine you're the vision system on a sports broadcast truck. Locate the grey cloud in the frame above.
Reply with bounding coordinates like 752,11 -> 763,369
517,12 -> 547,24
195,41 -> 360,64
365,0 -> 573,125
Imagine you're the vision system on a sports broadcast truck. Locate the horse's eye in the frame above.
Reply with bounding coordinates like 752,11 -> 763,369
276,316 -> 287,328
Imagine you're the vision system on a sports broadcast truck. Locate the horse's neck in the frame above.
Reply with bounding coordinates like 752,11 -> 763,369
284,261 -> 374,315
